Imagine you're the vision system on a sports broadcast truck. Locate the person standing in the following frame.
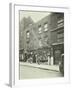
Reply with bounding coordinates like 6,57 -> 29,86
24,53 -> 27,62
33,54 -> 36,63
35,54 -> 38,64
48,54 -> 51,65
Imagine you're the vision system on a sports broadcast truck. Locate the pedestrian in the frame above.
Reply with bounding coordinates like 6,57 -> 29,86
37,55 -> 40,65
35,54 -> 38,64
30,56 -> 33,63
48,54 -> 51,65
51,56 -> 53,65
24,53 -> 27,62
33,54 -> 36,63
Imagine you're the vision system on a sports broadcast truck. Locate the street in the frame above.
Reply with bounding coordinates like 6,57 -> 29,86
19,64 -> 63,79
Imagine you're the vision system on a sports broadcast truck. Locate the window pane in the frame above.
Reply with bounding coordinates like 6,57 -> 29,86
26,31 -> 30,38
44,23 -> 48,31
38,26 -> 42,33
44,23 -> 47,28
39,40 -> 42,47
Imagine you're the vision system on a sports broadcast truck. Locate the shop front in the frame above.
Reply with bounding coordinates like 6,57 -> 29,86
52,42 -> 64,65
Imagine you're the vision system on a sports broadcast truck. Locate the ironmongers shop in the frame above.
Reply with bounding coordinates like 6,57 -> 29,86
52,42 -> 64,65
27,47 -> 51,63
37,47 -> 51,62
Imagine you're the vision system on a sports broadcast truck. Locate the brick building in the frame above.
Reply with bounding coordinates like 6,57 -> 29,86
51,13 -> 64,65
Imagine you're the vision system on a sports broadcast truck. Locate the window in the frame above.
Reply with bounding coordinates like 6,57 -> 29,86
26,31 -> 30,38
39,40 -> 42,47
38,25 -> 42,33
58,22 -> 64,27
57,33 -> 64,39
44,23 -> 48,31
57,18 -> 64,28
57,19 -> 64,23
57,32 -> 64,42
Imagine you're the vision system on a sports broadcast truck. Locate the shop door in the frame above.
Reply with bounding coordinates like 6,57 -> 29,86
54,50 -> 61,65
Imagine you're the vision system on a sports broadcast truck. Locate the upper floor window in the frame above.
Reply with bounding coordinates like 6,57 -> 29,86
57,30 -> 64,42
58,22 -> 64,27
38,25 -> 42,33
44,23 -> 48,31
57,19 -> 64,23
57,33 -> 64,39
26,31 -> 30,38
57,30 -> 64,38
39,40 -> 42,47
57,18 -> 64,28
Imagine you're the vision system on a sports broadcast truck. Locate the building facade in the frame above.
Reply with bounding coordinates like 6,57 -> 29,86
19,12 -> 64,65
50,13 -> 64,65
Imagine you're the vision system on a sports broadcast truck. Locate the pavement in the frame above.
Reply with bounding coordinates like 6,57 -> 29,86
19,62 -> 59,72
